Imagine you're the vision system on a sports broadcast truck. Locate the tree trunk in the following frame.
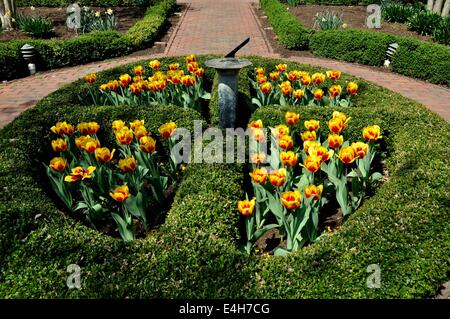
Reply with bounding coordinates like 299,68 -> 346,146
0,0 -> 16,30
442,0 -> 450,16
427,0 -> 434,11
433,0 -> 444,13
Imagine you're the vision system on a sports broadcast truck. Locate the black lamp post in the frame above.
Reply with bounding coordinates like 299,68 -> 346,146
20,44 -> 36,75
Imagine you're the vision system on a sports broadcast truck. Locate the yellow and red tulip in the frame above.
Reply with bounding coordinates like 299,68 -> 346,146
260,82 -> 272,94
51,138 -> 67,152
110,185 -> 130,202
279,81 -> 293,96
312,73 -> 325,85
159,122 -> 177,138
281,190 -> 302,210
304,120 -> 320,131
84,73 -> 96,84
293,89 -> 305,100
280,151 -> 298,167
313,88 -> 324,100
300,155 -> 322,173
278,135 -> 293,150
149,59 -> 161,70
64,166 -> 96,182
327,134 -> 344,149
363,125 -> 382,142
95,147 -> 115,163
250,152 -> 266,165
326,70 -> 341,80
329,85 -> 342,98
115,127 -> 134,145
77,122 -> 100,135
269,168 -> 287,187
140,135 -> 156,153
276,63 -> 287,73
351,142 -> 369,159
249,167 -> 268,184
134,65 -> 144,76
51,121 -> 74,136
338,146 -> 357,164
119,74 -> 132,87
248,119 -> 263,129
49,157 -> 68,172
304,184 -> 323,200
119,156 -> 137,173
112,120 -> 126,132
285,111 -> 300,126
347,82 -> 358,95
238,197 -> 256,216
301,130 -> 317,142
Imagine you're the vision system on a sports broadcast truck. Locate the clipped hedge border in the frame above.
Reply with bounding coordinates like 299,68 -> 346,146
261,0 -> 450,86
0,0 -> 176,82
0,56 -> 449,298
17,0 -> 152,7
260,0 -> 314,49
282,0 -> 380,4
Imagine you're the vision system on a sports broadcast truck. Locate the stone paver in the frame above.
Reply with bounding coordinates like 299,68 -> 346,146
0,0 -> 449,128
166,0 -> 272,56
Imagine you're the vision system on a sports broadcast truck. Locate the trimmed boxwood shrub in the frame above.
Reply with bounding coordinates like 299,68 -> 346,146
260,0 -> 314,49
262,0 -> 450,86
0,0 -> 176,82
16,0 -> 152,7
0,56 -> 449,298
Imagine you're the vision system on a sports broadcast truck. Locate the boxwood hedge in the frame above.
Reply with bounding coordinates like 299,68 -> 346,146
17,0 -> 152,7
0,0 -> 176,82
261,0 -> 450,86
0,56 -> 448,298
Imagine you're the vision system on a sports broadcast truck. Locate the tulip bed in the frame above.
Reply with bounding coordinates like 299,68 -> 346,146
0,56 -> 449,298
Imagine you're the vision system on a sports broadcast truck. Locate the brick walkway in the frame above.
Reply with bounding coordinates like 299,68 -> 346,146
0,0 -> 449,129
165,0 -> 272,56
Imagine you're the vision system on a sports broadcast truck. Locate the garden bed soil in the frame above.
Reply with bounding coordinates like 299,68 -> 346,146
288,5 -> 432,42
0,6 -> 145,41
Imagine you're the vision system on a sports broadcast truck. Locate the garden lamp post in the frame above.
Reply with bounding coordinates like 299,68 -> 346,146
205,38 -> 252,128
21,44 -> 36,75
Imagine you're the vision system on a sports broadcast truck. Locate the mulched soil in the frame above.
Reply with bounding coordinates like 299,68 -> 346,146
0,6 -> 145,41
288,5 -> 431,42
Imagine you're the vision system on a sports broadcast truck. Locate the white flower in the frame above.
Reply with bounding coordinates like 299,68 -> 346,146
30,6 -> 35,11
95,11 -> 101,17
106,8 -> 113,15
83,6 -> 90,12
322,17 -> 327,22
342,23 -> 348,28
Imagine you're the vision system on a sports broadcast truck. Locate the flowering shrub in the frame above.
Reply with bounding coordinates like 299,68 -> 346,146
238,111 -> 382,255
250,65 -> 358,108
82,55 -> 210,112
45,119 -> 181,241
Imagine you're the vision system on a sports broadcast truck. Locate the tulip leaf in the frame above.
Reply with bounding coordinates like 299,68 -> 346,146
273,247 -> 290,257
125,192 -> 147,225
267,192 -> 284,225
370,172 -> 383,183
339,99 -> 349,107
251,223 -> 279,243
201,92 -> 211,100
111,212 -> 134,242
251,98 -> 262,108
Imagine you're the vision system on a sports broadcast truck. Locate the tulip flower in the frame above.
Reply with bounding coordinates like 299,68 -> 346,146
80,136 -> 100,153
304,184 -> 323,200
51,122 -> 74,136
251,128 -> 266,142
115,127 -> 134,145
281,190 -> 302,210
185,54 -> 196,63
276,64 -> 287,73
77,122 -> 100,135
249,167 -> 268,184
280,151 -> 298,167
287,70 -> 299,81
260,82 -> 272,94
278,135 -> 293,150
84,73 -> 96,84
310,145 -> 334,162
250,153 -> 266,164
304,120 -> 320,131
112,120 -> 126,132
327,134 -> 344,149
329,85 -> 342,98
255,67 -> 265,76
195,68 -> 205,77
169,63 -> 180,70
347,82 -> 358,95
140,136 -> 156,153
328,117 -> 346,134
107,80 -> 119,91
130,83 -> 142,95
269,168 -> 287,187
326,70 -> 341,80
312,73 -> 325,85
187,62 -> 199,73
271,124 -> 289,139
119,156 -> 137,173
51,138 -> 67,152
279,81 -> 293,96
248,119 -> 263,129
303,140 -> 321,154
300,155 -> 322,173
269,71 -> 280,81
338,146 -> 357,164
95,147 -> 115,163
110,185 -> 130,203
129,119 -> 145,130
49,157 -> 68,172
313,88 -> 324,100
119,74 -> 132,87
159,122 -> 177,138
238,197 -> 256,216
149,60 -> 161,70
64,166 -> 96,182
134,65 -> 145,76
133,125 -> 148,140
351,142 -> 369,159
285,111 -> 300,126
363,125 -> 382,142
257,75 -> 268,84
301,74 -> 311,86
181,75 -> 196,86
301,130 -> 317,142
293,89 -> 304,100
